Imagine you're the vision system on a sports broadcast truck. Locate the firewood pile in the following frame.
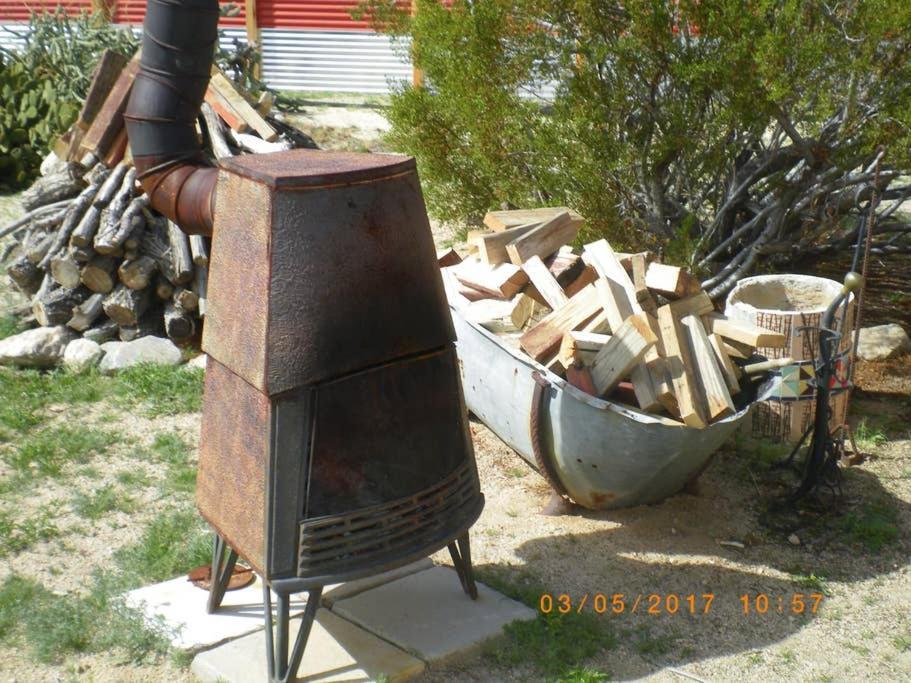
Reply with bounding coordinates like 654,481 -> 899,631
439,207 -> 789,428
1,50 -> 312,344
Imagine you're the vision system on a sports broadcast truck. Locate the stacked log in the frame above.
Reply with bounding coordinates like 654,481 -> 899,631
441,207 -> 790,428
2,50 -> 310,344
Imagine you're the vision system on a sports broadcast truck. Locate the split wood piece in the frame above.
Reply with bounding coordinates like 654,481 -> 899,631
543,353 -> 566,377
519,283 -> 601,362
49,253 -> 82,289
24,232 -> 55,265
7,255 -> 43,295
67,292 -> 105,332
708,333 -> 741,393
592,274 -> 662,411
668,291 -> 714,318
39,170 -> 104,269
703,313 -> 786,348
546,251 -> 584,286
103,127 -> 129,167
722,338 -> 755,360
201,102 -> 234,160
614,250 -> 657,271
743,357 -> 793,374
483,207 -> 584,232
119,255 -> 158,290
559,331 -> 610,368
436,247 -> 462,268
78,54 -> 140,160
229,130 -> 291,154
509,293 -> 547,330
590,314 -> 658,396
522,255 -> 568,310
167,221 -> 194,285
93,162 -> 130,208
83,319 -> 119,344
644,313 -> 680,417
65,167 -> 112,249
74,50 -> 130,135
465,298 -> 522,334
207,69 -> 278,141
155,273 -> 175,300
565,363 -> 598,396
96,194 -> 149,255
194,264 -> 208,317
506,212 -> 581,265
680,314 -> 735,421
33,285 -> 91,327
20,164 -> 85,212
94,169 -> 138,255
631,253 -> 658,314
453,257 -> 528,299
645,262 -> 701,299
470,222 -> 538,265
174,287 -> 199,311
164,301 -> 196,341
579,309 -> 611,334
564,264 -> 598,298
103,284 -> 151,327
656,304 -> 707,428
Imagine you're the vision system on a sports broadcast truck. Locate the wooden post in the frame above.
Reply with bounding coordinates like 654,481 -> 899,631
91,0 -> 114,22
411,1 -> 424,87
245,0 -> 262,80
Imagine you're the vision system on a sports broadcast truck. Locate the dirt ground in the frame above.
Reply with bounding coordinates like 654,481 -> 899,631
0,104 -> 909,683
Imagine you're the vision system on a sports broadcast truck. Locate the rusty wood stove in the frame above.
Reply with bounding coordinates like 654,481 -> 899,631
124,3 -> 484,681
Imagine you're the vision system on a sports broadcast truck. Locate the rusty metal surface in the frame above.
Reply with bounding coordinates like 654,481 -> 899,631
188,564 -> 255,591
218,149 -> 415,189
203,150 -> 454,395
197,358 -> 270,575
132,157 -> 217,236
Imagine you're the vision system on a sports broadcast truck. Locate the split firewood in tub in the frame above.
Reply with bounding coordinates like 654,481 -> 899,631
506,211 -> 583,265
702,313 -> 786,348
470,222 -> 539,265
656,303 -> 708,429
453,257 -> 528,299
589,314 -> 657,397
482,206 -> 583,232
519,283 -> 603,362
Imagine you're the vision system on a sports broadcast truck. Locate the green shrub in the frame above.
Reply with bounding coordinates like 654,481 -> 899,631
363,0 -> 911,274
0,10 -> 138,190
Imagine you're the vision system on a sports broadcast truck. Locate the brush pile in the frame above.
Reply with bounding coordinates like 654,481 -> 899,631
2,49 -> 313,344
439,208 -> 789,428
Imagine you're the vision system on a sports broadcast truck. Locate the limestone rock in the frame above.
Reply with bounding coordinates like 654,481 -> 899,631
857,324 -> 911,361
0,326 -> 75,368
185,353 -> 208,370
63,338 -> 104,372
99,336 -> 182,373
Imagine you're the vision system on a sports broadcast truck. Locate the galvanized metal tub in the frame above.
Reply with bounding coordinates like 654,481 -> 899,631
451,304 -> 753,510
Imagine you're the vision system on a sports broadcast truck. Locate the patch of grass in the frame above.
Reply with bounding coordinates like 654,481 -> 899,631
0,314 -> 24,340
72,484 -> 135,520
476,568 -> 615,677
632,625 -> 675,657
115,509 -> 212,587
839,501 -> 900,552
116,469 -> 152,488
0,367 -> 108,433
780,647 -> 797,665
147,432 -> 197,495
791,572 -> 831,595
0,573 -> 171,664
0,508 -> 58,557
855,419 -> 888,449
4,425 -> 118,479
894,633 -> 911,652
112,364 -> 204,417
553,669 -> 610,683
505,465 -> 527,478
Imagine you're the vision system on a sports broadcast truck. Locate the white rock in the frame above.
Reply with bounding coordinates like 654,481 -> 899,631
98,336 -> 182,374
0,326 -> 75,368
788,533 -> 801,546
63,338 -> 104,372
185,353 -> 208,370
39,150 -> 67,176
857,323 -> 911,361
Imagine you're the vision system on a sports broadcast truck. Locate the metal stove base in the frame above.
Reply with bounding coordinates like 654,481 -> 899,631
206,531 -> 478,683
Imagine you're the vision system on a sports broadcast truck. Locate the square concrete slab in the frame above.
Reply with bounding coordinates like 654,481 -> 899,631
126,575 -> 308,652
191,608 -> 425,683
322,558 -> 434,606
331,566 -> 536,663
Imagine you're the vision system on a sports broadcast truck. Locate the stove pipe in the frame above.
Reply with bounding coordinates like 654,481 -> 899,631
124,0 -> 219,236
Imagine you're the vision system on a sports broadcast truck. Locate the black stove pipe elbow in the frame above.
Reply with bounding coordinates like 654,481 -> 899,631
124,0 -> 220,236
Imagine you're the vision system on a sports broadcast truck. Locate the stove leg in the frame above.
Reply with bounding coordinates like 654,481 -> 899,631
263,584 -> 323,683
206,533 -> 239,613
447,532 -> 478,600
